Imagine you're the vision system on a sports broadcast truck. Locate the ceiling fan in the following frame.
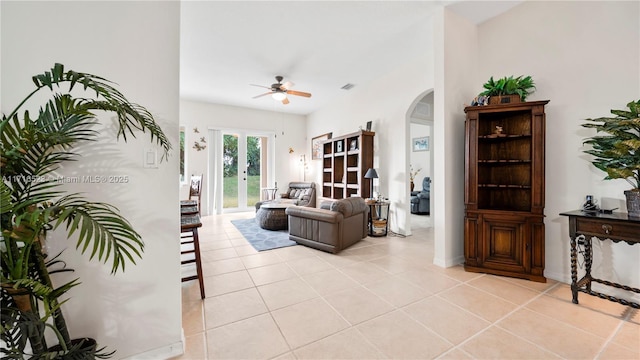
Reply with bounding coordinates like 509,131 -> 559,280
251,76 -> 312,105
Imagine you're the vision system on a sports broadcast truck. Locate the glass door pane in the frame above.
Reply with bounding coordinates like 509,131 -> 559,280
246,135 -> 264,208
223,133 -> 239,209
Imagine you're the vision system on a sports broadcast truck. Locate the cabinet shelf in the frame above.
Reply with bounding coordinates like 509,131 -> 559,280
479,134 -> 531,140
478,159 -> 531,164
478,184 -> 532,189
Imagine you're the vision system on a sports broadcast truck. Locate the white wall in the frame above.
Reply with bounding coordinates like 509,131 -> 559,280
476,1 -> 639,290
1,2 -> 182,358
432,7 -> 479,267
180,100 -> 307,214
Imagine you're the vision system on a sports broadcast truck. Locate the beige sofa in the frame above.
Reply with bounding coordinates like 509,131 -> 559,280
255,182 -> 316,211
285,197 -> 368,253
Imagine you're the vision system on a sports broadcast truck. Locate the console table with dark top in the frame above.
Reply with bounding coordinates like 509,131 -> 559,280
559,210 -> 640,309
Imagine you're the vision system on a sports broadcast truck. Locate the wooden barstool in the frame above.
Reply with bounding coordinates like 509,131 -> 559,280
180,214 -> 205,299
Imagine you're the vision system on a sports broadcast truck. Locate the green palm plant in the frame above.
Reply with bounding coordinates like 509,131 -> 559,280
480,75 -> 536,101
1,63 -> 171,358
582,100 -> 640,190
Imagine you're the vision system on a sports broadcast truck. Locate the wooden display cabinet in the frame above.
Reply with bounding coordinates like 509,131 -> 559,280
321,130 -> 374,199
464,100 -> 549,282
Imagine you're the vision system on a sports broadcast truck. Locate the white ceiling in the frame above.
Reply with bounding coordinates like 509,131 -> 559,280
180,1 -> 522,115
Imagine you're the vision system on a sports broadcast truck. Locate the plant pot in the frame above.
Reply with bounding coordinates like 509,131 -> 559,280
48,338 -> 97,359
1,283 -> 32,312
489,94 -> 521,105
624,190 -> 640,218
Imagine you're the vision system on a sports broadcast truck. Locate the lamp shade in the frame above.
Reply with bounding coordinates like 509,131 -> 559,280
364,168 -> 378,179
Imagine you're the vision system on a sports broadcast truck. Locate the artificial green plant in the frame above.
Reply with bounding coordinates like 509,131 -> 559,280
0,63 -> 171,358
479,75 -> 536,101
582,99 -> 640,190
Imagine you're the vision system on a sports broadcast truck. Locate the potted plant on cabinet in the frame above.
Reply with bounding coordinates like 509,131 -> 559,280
582,99 -> 640,217
479,75 -> 536,104
1,63 -> 171,358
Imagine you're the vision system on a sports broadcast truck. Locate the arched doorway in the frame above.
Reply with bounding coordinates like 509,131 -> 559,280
406,90 -> 434,232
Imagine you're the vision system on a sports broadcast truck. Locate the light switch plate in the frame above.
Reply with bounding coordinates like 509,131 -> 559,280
144,148 -> 158,168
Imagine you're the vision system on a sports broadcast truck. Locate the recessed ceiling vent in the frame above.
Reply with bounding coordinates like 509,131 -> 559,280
341,83 -> 355,90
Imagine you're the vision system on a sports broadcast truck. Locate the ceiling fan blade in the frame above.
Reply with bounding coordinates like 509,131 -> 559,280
280,81 -> 294,91
286,90 -> 312,98
250,84 -> 271,89
252,92 -> 272,99
282,97 -> 290,105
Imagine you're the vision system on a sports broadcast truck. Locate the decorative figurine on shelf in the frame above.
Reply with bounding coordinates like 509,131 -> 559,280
471,95 -> 490,106
495,125 -> 503,134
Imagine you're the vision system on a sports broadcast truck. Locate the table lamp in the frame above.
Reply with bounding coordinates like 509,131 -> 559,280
364,168 -> 378,199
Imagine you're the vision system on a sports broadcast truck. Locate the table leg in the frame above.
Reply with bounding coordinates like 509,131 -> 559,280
584,236 -> 592,292
192,227 -> 205,299
570,234 -> 579,304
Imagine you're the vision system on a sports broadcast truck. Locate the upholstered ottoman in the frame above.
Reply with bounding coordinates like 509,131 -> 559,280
255,203 -> 291,230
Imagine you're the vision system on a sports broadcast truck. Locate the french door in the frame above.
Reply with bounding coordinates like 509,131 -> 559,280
219,130 -> 273,212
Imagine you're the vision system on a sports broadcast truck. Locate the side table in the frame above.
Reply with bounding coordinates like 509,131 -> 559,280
559,210 -> 640,309
367,200 -> 390,237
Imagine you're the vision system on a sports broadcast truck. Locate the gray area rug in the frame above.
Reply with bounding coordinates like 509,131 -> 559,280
230,218 -> 297,251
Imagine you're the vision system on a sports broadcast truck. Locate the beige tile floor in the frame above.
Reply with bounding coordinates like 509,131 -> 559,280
174,212 -> 639,360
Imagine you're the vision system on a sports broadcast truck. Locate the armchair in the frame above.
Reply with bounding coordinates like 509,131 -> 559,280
286,197 -> 369,253
410,177 -> 431,215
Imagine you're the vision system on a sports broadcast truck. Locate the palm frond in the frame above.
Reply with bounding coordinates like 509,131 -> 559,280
52,195 -> 144,274
7,63 -> 171,160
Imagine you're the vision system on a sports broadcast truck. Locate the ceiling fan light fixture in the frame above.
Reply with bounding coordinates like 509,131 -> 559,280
272,91 -> 287,101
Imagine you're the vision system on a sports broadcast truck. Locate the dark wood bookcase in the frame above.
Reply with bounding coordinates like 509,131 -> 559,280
321,130 -> 374,199
464,100 -> 549,282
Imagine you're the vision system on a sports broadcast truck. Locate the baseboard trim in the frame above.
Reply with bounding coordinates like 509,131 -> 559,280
433,254 -> 464,268
121,331 -> 184,360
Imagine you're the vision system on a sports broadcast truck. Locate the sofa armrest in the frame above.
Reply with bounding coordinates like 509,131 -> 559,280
410,191 -> 420,196
417,192 -> 430,200
286,206 -> 343,223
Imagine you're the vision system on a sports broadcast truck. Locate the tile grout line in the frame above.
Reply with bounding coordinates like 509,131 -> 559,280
444,281 -> 567,359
